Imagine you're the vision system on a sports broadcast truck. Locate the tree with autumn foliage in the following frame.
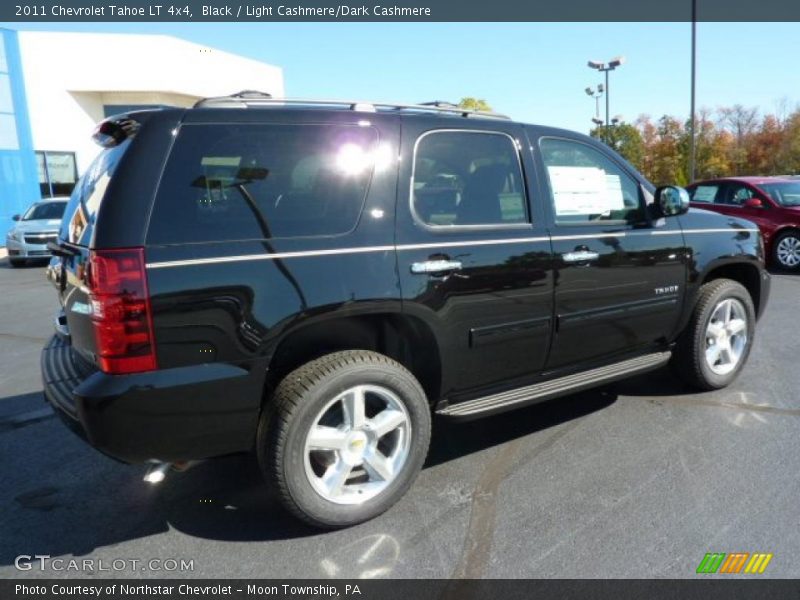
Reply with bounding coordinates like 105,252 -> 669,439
590,102 -> 800,186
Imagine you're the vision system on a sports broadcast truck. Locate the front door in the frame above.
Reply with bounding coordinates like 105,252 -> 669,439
532,134 -> 688,370
396,121 -> 554,400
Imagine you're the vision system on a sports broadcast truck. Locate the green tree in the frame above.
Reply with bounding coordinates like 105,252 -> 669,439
590,123 -> 645,171
457,97 -> 492,112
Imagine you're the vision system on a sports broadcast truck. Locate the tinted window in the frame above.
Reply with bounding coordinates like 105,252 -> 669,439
59,140 -> 130,246
22,201 -> 66,221
147,124 -> 378,244
36,151 -> 78,198
724,184 -> 755,205
690,184 -> 720,203
760,182 -> 800,207
540,138 -> 643,225
411,131 -> 527,227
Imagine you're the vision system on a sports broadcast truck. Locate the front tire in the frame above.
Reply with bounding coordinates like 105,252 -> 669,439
8,258 -> 24,268
258,350 -> 431,528
772,230 -> 800,271
671,279 -> 755,390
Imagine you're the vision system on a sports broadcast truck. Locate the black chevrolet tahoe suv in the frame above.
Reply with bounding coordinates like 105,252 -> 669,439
42,94 -> 770,528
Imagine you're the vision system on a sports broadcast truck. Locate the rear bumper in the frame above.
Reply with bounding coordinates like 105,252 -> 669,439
41,335 -> 265,463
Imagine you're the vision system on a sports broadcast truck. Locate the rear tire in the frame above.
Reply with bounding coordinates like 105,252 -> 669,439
671,278 -> 755,390
772,230 -> 800,271
258,350 -> 431,528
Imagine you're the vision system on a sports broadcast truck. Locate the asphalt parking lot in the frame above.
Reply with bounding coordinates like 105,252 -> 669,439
1,255 -> 798,579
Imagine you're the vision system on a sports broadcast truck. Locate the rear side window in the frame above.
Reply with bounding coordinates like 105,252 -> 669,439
411,131 -> 527,227
147,124 -> 378,244
690,184 -> 720,203
60,140 -> 130,246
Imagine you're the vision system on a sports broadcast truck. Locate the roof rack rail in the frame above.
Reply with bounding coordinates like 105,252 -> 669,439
192,92 -> 510,120
418,100 -> 460,108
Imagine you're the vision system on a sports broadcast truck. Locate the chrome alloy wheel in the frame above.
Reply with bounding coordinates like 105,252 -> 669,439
776,235 -> 800,267
303,385 -> 412,505
704,298 -> 748,376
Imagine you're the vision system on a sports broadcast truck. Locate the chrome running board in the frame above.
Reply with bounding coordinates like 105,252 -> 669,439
437,351 -> 671,419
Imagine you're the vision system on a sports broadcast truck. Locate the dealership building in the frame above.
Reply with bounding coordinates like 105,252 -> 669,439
0,28 -> 284,243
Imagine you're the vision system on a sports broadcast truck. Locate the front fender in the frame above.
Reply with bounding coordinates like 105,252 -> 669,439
674,211 -> 768,335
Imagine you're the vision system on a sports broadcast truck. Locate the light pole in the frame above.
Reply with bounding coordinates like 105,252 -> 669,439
689,0 -> 697,182
585,84 -> 604,122
587,56 -> 625,143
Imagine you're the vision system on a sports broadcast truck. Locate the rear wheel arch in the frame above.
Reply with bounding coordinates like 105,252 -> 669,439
265,313 -> 443,407
258,349 -> 432,527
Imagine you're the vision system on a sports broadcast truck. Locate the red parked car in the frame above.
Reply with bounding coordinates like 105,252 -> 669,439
687,176 -> 800,270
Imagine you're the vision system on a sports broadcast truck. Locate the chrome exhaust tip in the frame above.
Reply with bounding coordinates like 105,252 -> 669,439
143,460 -> 204,484
143,462 -> 170,484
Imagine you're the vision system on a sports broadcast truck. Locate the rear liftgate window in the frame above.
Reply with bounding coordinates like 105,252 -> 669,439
147,124 -> 381,244
60,140 -> 130,246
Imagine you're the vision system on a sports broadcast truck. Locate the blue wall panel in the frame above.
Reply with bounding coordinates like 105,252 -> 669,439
0,29 -> 41,247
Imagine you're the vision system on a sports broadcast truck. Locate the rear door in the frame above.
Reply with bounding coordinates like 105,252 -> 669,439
531,132 -> 687,369
396,119 -> 554,399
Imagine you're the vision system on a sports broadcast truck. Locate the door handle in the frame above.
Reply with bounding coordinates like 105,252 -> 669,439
562,250 -> 600,263
410,259 -> 463,274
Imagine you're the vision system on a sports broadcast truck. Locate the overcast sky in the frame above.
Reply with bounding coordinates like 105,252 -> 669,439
3,21 -> 799,133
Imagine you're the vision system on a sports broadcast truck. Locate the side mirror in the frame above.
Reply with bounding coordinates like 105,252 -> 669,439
11,214 -> 20,221
743,198 -> 763,208
654,185 -> 690,217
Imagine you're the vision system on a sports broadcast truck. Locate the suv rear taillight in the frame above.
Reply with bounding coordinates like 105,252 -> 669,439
88,248 -> 157,374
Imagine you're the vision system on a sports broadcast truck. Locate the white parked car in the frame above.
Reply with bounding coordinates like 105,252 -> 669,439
5,197 -> 69,267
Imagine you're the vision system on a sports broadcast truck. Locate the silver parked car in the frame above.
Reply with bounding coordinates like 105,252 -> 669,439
5,197 -> 69,267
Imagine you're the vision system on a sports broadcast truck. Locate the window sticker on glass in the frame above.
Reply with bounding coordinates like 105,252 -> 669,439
547,166 -> 620,216
692,185 -> 717,203
604,174 -> 625,211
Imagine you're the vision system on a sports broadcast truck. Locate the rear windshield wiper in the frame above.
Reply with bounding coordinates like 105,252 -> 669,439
47,241 -> 79,258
